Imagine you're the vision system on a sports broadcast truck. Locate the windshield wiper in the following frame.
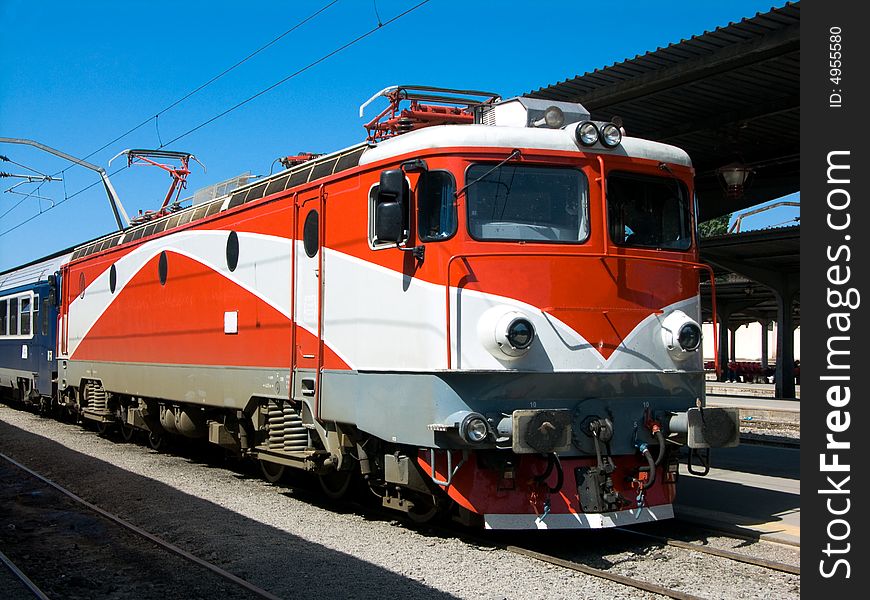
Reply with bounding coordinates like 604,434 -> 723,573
455,148 -> 522,200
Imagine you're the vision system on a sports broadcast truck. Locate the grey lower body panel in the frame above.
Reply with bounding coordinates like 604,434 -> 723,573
62,360 -> 291,410
320,370 -> 705,453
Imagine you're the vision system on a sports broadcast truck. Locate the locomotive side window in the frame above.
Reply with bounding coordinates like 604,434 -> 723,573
607,171 -> 691,250
466,165 -> 589,243
418,171 -> 456,241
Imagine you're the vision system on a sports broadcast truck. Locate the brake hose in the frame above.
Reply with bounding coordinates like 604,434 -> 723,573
534,453 -> 564,494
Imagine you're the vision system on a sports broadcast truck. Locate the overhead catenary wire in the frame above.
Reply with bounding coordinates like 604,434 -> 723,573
72,0 -> 343,165
0,166 -> 129,238
0,0 -> 430,237
160,0 -> 431,148
1,1 -> 341,202
0,155 -> 48,177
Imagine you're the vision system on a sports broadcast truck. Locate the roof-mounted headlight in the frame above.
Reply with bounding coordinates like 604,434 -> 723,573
532,106 -> 565,129
600,122 -> 622,147
543,106 -> 565,128
575,121 -> 599,146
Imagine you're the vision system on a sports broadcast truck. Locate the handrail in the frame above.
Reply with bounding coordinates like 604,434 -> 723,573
444,251 -> 718,374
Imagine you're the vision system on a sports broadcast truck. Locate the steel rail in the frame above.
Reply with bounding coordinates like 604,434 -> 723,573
505,545 -> 707,600
0,549 -> 51,600
614,528 -> 800,575
0,451 -> 282,600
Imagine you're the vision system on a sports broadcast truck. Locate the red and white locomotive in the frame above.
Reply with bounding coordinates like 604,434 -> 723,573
55,86 -> 738,529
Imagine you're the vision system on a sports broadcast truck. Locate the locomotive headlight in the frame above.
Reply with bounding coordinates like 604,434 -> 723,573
575,121 -> 599,146
460,413 -> 491,444
543,106 -> 565,128
478,307 -> 538,359
677,322 -> 702,352
507,318 -> 534,350
660,310 -> 702,361
600,122 -> 622,147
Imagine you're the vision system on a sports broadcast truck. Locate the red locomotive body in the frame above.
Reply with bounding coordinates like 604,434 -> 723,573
56,87 -> 738,528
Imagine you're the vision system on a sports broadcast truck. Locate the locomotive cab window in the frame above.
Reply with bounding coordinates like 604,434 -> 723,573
607,171 -> 691,250
418,171 -> 457,241
466,165 -> 589,243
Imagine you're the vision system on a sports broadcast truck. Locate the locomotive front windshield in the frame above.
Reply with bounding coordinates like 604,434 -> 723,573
466,165 -> 589,243
607,171 -> 692,250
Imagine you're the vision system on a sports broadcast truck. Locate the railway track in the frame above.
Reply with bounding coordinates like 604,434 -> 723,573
614,527 -> 800,575
0,451 -> 281,600
0,548 -> 51,600
503,544 -> 707,600
504,534 -> 799,600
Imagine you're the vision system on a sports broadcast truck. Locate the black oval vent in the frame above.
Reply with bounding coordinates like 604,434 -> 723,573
158,251 -> 168,285
303,211 -> 318,258
227,231 -> 240,272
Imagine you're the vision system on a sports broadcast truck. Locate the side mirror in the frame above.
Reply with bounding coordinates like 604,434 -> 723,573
378,169 -> 406,203
375,202 -> 404,242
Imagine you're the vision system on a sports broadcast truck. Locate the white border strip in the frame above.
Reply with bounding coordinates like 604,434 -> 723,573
484,504 -> 674,530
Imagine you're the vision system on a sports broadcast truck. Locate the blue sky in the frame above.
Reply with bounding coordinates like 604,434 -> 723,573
0,0 -> 794,272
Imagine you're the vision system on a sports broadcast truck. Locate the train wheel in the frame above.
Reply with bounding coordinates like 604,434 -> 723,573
148,432 -> 165,451
259,460 -> 286,484
318,469 -> 353,500
120,423 -> 136,442
96,421 -> 111,436
407,494 -> 440,524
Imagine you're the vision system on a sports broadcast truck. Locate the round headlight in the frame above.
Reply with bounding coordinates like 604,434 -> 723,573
543,106 -> 565,128
575,121 -> 599,146
677,323 -> 702,352
507,318 -> 535,350
600,123 -> 622,147
461,413 -> 490,444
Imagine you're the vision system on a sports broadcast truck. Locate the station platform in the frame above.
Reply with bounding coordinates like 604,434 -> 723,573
706,380 -> 800,400
705,382 -> 800,429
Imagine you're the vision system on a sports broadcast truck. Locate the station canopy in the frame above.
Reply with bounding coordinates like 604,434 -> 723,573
527,2 -> 799,222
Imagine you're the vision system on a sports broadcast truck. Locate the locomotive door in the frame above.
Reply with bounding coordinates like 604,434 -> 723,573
293,195 -> 322,409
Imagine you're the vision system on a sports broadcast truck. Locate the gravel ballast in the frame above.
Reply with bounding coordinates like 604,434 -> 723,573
0,404 -> 799,599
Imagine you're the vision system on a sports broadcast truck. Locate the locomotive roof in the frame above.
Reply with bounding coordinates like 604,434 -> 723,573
359,124 -> 692,168
69,123 -> 691,263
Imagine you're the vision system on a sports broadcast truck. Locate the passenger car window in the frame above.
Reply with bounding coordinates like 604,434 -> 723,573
0,299 -> 6,336
20,296 -> 31,336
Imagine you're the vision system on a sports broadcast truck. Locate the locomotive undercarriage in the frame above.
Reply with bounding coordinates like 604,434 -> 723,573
46,366 -> 738,528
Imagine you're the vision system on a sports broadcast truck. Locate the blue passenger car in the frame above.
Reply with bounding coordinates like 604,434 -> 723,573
0,250 -> 70,407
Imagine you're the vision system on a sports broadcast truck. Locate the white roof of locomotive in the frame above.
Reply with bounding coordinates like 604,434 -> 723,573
359,124 -> 692,168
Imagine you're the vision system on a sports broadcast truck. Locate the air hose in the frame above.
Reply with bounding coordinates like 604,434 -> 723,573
635,442 -> 657,489
534,453 -> 564,494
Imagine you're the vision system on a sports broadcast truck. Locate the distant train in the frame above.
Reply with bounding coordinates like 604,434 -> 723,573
0,86 -> 738,529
